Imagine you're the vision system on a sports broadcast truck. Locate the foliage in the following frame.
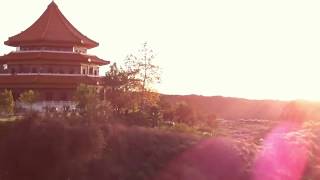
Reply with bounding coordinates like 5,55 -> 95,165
7,109 -> 320,180
0,115 -> 105,180
74,84 -> 98,110
0,114 -> 202,180
74,84 -> 113,122
173,102 -> 195,125
8,86 -> 320,180
104,44 -> 162,125
87,125 -> 199,180
159,122 -> 200,134
268,120 -> 320,180
124,42 -> 160,110
75,84 -> 97,113
124,42 -> 160,91
6,103 -> 319,180
105,62 -> 140,92
19,90 -> 39,105
0,89 -> 14,115
159,96 -> 175,121
104,63 -> 140,115
158,97 -> 218,130
19,90 -> 39,111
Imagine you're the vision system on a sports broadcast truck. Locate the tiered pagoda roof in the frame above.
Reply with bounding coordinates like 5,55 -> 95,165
0,52 -> 108,65
0,1 -> 109,66
5,1 -> 98,49
0,1 -> 110,100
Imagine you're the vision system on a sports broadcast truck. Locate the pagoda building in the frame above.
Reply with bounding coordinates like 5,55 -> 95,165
0,1 -> 109,107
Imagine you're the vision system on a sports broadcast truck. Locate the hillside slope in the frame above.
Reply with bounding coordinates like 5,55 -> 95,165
161,95 -> 288,120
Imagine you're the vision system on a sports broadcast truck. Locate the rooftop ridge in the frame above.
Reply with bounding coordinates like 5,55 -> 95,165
41,2 -> 53,39
4,2 -> 98,49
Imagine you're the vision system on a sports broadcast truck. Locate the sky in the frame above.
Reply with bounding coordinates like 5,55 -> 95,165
1,0 -> 320,101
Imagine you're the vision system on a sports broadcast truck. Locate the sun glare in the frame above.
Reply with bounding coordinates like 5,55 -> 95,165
2,0 -> 320,101
2,1 -> 320,180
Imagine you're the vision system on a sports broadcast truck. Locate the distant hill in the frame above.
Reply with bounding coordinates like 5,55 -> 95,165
161,95 -> 288,120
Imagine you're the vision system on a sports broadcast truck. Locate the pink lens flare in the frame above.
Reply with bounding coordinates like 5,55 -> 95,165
252,121 -> 308,180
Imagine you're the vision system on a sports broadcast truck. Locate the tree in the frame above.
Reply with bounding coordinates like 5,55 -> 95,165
74,84 -> 112,122
173,102 -> 195,125
124,42 -> 161,110
103,43 -> 162,125
105,63 -> 140,92
104,63 -> 140,115
0,89 -> 15,116
159,97 -> 175,122
74,84 -> 99,114
19,90 -> 39,111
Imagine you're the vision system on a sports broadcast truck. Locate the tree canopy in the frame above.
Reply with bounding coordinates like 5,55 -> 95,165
19,90 -> 39,111
0,89 -> 14,115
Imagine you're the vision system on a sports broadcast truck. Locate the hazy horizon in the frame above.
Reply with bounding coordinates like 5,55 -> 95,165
1,0 -> 320,101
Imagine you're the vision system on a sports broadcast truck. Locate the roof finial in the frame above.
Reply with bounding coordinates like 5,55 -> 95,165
49,0 -> 57,7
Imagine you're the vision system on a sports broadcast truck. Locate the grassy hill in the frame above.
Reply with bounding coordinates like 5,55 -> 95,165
161,95 -> 288,120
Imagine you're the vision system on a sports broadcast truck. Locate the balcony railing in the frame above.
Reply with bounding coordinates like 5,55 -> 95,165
0,73 -> 101,77
13,49 -> 96,56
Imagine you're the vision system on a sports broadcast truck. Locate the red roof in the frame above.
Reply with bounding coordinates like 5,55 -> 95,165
5,1 -> 99,49
0,52 -> 109,66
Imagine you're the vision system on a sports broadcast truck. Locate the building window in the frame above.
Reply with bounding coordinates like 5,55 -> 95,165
69,69 -> 74,74
89,67 -> 93,75
94,70 -> 97,76
82,69 -> 86,75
